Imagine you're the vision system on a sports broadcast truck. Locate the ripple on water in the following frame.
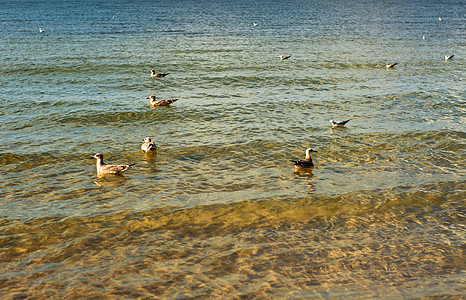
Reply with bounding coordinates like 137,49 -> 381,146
1,0 -> 465,297
0,181 -> 464,298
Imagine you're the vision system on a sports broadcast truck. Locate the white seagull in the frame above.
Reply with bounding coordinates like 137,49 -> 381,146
141,137 -> 157,152
93,153 -> 135,175
445,54 -> 454,61
329,119 -> 351,127
39,28 -> 45,33
279,55 -> 291,60
386,62 -> 397,69
291,148 -> 318,170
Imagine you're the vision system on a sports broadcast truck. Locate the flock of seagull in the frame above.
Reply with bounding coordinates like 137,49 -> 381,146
92,136 -> 339,175
93,66 -> 352,176
86,19 -> 455,176
92,142 -> 330,176
93,37 -> 456,176
386,54 -> 454,69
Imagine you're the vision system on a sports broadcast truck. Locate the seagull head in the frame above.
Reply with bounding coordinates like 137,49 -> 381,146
93,153 -> 103,160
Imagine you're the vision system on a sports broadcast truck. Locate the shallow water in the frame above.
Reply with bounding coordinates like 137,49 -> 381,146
0,0 -> 465,298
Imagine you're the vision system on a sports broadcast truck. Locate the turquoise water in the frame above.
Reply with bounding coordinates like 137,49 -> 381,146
0,0 -> 465,298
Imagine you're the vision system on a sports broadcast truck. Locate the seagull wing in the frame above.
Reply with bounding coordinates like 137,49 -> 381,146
340,119 -> 351,126
291,159 -> 314,168
100,164 -> 135,174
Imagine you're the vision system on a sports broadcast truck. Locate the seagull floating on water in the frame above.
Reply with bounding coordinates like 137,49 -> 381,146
279,55 -> 291,60
386,63 -> 397,69
445,54 -> 454,61
439,17 -> 442,21
291,148 -> 318,170
39,28 -> 45,33
141,137 -> 157,152
329,119 -> 351,127
151,69 -> 170,78
147,95 -> 179,107
253,22 -> 258,27
93,153 -> 135,175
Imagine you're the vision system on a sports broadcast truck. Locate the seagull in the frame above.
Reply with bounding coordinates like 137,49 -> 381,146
151,69 -> 170,78
39,28 -> 45,33
253,22 -> 258,27
329,119 -> 351,127
439,17 -> 442,21
147,95 -> 179,107
386,63 -> 397,69
422,35 -> 426,39
141,137 -> 157,152
445,54 -> 454,61
291,148 -> 318,170
93,153 -> 135,175
279,55 -> 291,60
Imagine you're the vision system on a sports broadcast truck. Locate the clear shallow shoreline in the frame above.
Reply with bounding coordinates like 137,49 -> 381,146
1,181 -> 464,298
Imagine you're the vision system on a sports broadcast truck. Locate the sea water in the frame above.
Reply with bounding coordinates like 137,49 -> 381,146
0,0 -> 464,298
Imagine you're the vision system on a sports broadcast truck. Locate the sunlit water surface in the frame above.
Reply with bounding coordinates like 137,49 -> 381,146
0,0 -> 465,298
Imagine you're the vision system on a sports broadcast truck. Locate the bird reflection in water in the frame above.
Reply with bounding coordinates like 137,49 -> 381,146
294,169 -> 315,193
93,175 -> 128,188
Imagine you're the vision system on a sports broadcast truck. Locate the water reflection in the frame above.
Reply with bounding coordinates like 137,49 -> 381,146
142,151 -> 157,162
93,175 -> 128,188
294,169 -> 314,177
294,170 -> 315,193
330,126 -> 350,133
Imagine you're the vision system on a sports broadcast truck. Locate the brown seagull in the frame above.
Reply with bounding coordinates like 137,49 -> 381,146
93,153 -> 135,175
141,137 -> 157,152
147,95 -> 179,107
291,148 -> 318,170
